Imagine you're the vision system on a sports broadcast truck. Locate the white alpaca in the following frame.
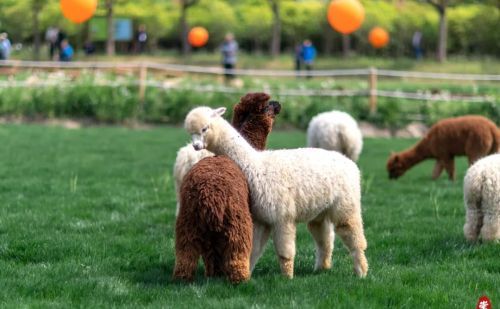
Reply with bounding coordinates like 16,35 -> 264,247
184,106 -> 368,278
173,145 -> 213,215
463,153 -> 500,242
307,111 -> 363,162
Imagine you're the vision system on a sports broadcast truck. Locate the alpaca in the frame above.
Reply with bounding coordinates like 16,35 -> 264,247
463,153 -> 500,242
307,110 -> 363,162
387,115 -> 500,180
173,93 -> 281,283
184,106 -> 368,278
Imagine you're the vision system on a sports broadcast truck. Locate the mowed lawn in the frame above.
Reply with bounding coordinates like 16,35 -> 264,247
0,124 -> 498,308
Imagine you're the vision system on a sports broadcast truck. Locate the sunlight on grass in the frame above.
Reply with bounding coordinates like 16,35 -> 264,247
0,124 -> 497,308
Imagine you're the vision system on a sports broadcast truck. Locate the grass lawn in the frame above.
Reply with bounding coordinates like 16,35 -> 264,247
0,124 -> 498,308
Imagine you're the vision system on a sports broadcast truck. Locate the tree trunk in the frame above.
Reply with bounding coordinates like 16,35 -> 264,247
32,0 -> 41,60
342,34 -> 350,58
269,0 -> 281,57
180,3 -> 190,55
106,0 -> 115,56
437,7 -> 447,62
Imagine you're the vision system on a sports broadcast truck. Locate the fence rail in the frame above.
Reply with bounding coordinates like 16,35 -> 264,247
0,60 -> 498,114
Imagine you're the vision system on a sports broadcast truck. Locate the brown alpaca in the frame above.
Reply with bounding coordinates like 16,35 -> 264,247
387,115 -> 500,180
173,93 -> 280,283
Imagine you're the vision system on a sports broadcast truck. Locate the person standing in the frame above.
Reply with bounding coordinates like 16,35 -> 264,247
412,31 -> 423,60
220,33 -> 238,81
136,25 -> 148,54
301,39 -> 316,78
0,33 -> 12,60
45,27 -> 59,60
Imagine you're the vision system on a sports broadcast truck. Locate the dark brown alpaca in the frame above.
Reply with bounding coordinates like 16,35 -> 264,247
173,93 -> 280,283
387,115 -> 500,180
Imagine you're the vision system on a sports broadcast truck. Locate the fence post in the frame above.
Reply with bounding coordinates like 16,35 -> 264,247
137,63 -> 148,120
369,67 -> 377,115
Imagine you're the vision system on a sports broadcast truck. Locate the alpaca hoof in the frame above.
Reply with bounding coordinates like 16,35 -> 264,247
227,261 -> 251,284
314,259 -> 332,271
279,257 -> 294,279
353,253 -> 368,278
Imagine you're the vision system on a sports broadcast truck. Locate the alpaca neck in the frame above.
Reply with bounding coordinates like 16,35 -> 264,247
239,126 -> 269,151
399,139 -> 432,170
210,118 -> 258,164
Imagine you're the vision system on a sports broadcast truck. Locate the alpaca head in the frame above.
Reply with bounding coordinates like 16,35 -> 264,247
386,153 -> 405,179
232,93 -> 281,150
185,106 -> 226,151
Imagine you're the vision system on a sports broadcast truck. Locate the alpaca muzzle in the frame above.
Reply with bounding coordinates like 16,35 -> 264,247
191,135 -> 205,151
268,100 -> 281,115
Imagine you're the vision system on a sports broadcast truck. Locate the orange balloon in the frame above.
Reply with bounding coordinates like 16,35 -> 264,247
327,0 -> 365,34
60,0 -> 97,23
369,27 -> 390,48
188,27 -> 209,48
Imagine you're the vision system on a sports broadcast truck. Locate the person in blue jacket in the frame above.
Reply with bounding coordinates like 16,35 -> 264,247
301,39 -> 316,78
59,39 -> 74,62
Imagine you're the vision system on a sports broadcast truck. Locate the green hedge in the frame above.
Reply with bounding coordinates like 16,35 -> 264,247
1,76 -> 498,129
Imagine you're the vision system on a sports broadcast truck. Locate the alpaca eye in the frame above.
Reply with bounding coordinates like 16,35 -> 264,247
201,126 -> 208,133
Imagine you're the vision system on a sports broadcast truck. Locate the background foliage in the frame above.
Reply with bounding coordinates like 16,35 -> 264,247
0,0 -> 498,58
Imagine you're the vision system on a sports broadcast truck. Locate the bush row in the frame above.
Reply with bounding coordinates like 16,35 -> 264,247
0,82 -> 498,129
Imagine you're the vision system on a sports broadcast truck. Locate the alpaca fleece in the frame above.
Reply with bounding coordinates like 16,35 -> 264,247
184,106 -> 368,279
307,110 -> 363,162
173,93 -> 280,283
387,115 -> 500,180
463,154 -> 500,242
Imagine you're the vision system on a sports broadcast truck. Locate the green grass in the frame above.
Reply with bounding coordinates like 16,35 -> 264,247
0,124 -> 498,308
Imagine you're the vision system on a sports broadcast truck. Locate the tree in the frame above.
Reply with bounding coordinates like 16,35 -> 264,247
105,0 -> 115,56
32,0 -> 47,60
268,0 -> 281,56
425,0 -> 449,62
179,0 -> 199,55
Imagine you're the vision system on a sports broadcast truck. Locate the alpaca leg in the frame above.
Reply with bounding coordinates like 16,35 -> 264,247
463,207 -> 483,242
443,159 -> 456,181
307,218 -> 334,271
250,222 -> 271,272
224,226 -> 252,284
173,243 -> 200,281
480,212 -> 500,241
431,161 -> 444,180
272,222 -> 296,279
332,214 -> 368,278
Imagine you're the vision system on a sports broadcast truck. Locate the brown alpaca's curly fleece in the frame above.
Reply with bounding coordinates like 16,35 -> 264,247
173,93 -> 280,283
387,115 -> 500,180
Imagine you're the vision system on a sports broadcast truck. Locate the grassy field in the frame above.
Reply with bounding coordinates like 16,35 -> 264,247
0,124 -> 498,308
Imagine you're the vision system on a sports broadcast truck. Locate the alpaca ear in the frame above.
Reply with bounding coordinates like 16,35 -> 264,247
212,107 -> 226,118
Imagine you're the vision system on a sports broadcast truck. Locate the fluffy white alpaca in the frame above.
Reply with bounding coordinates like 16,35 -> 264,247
307,111 -> 363,162
463,153 -> 500,242
184,106 -> 368,278
173,145 -> 213,215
